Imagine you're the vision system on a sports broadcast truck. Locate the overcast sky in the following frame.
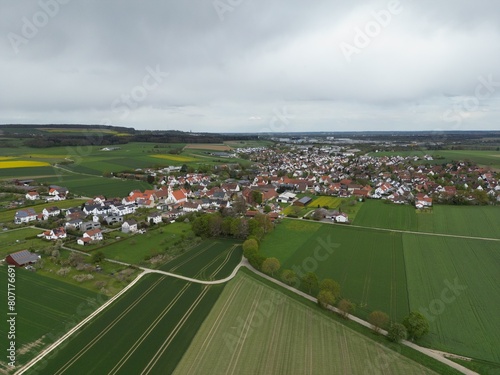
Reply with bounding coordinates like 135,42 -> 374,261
1,0 -> 500,132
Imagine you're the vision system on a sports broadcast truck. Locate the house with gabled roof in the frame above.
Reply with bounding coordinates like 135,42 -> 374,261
14,208 -> 37,224
77,228 -> 103,245
122,219 -> 138,233
25,191 -> 40,201
6,250 -> 40,267
42,227 -> 67,240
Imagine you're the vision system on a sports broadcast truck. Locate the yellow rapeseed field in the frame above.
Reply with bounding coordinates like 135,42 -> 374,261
0,161 -> 51,169
151,154 -> 197,162
0,156 -> 16,160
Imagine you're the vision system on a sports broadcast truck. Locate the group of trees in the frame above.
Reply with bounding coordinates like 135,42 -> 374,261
367,310 -> 429,344
191,211 -> 273,241
242,238 -> 281,275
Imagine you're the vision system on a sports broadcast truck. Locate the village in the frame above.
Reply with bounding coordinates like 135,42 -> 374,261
6,144 -> 500,252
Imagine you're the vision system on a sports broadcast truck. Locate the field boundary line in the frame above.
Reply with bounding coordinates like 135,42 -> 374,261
16,270 -> 151,375
288,217 -> 500,242
241,259 -> 479,375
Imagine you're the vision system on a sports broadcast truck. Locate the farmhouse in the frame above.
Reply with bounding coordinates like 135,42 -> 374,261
5,250 -> 40,267
14,208 -> 37,224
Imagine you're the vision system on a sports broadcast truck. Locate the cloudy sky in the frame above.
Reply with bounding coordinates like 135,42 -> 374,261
1,0 -> 500,132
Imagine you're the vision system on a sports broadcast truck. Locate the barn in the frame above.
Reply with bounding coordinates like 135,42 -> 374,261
5,250 -> 40,267
293,196 -> 313,207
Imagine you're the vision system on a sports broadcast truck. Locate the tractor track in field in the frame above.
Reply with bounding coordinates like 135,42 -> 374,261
18,252 -> 478,375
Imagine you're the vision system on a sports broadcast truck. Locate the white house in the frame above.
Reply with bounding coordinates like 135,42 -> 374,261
334,213 -> 349,223
77,228 -> 103,245
167,188 -> 189,204
122,220 -> 138,233
42,227 -> 67,240
182,201 -> 202,212
42,206 -> 61,220
14,208 -> 37,224
25,191 -> 40,201
147,212 -> 163,224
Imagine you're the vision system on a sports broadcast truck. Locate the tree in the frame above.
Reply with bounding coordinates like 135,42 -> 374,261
90,251 -> 105,264
251,190 -> 263,205
319,279 -> 341,300
262,257 -> 280,276
403,311 -> 429,341
281,269 -> 297,286
338,299 -> 355,318
317,289 -> 335,309
368,311 -> 389,333
68,252 -> 85,267
387,323 -> 407,343
242,238 -> 259,258
301,272 -> 318,294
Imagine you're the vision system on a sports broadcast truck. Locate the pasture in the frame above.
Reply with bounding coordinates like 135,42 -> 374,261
28,271 -> 228,373
354,200 -> 500,239
0,266 -> 107,372
403,234 -> 500,364
98,223 -> 193,264
260,219 -> 410,322
173,272 -> 436,375
0,228 -> 46,257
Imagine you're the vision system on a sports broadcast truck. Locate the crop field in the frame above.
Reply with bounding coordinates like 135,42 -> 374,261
309,196 -> 342,208
0,160 -> 50,169
173,272 -> 436,375
260,219 -> 410,321
0,266 -> 107,372
98,223 -> 193,264
403,234 -> 500,364
354,200 -> 500,239
160,238 -> 243,280
150,154 -> 199,162
28,269 -> 229,374
183,143 -> 233,151
36,173 -> 152,197
369,149 -> 500,169
0,199 -> 87,224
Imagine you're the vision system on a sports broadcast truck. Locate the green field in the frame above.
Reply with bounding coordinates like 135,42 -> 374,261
98,223 -> 192,264
354,200 -> 500,239
370,149 -> 500,169
174,271 -> 436,375
0,266 -> 107,372
35,173 -> 152,197
260,219 -> 410,322
28,272 -> 227,373
160,238 -> 243,280
0,228 -> 46,257
403,234 -> 500,363
261,217 -> 500,364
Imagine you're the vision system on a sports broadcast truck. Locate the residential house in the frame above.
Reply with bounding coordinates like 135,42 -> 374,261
65,218 -> 83,230
122,219 -> 138,233
42,206 -> 61,220
14,208 -> 37,224
25,191 -> 40,201
147,212 -> 163,224
42,227 -> 67,240
77,228 -> 103,245
182,202 -> 202,212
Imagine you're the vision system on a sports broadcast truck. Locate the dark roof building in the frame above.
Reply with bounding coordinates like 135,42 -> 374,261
6,250 -> 40,267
